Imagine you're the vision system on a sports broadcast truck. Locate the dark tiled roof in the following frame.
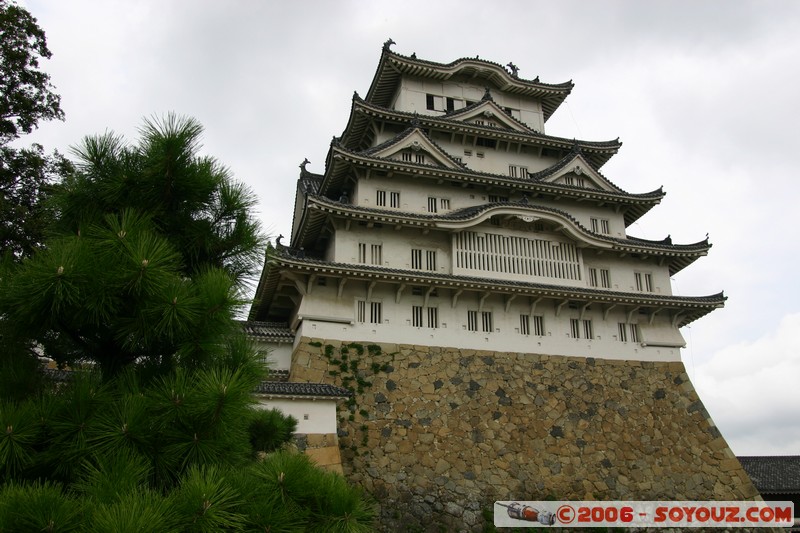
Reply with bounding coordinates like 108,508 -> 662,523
254,381 -> 352,398
299,169 -> 322,194
239,320 -> 294,341
273,247 -> 725,305
305,195 -> 709,257
329,143 -> 660,203
266,369 -> 290,382
739,456 -> 800,494
341,96 -> 620,169
365,47 -> 573,122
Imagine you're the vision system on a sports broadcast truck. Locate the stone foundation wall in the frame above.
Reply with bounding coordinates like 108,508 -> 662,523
291,338 -> 759,532
293,432 -> 344,474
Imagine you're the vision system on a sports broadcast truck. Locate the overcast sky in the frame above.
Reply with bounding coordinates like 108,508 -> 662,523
19,0 -> 800,457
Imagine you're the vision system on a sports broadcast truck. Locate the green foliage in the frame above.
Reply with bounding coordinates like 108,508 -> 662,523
0,0 -> 63,142
89,489 -> 179,533
0,369 -> 377,531
171,465 -> 246,532
0,399 -> 39,478
0,145 -> 71,259
0,58 -> 374,529
72,449 -> 152,505
248,408 -> 297,453
0,480 -> 83,532
252,450 -> 375,533
0,114 -> 266,378
0,1 -> 67,260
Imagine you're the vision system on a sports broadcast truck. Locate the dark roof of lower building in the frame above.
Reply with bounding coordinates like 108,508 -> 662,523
239,320 -> 294,341
266,369 -> 289,382
254,381 -> 352,399
739,456 -> 800,494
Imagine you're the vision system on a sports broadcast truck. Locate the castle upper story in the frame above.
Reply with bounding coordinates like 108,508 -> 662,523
251,43 -> 723,362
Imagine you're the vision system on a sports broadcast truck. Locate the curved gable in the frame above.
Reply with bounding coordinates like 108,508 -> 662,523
436,204 -> 613,250
446,99 -> 532,133
367,128 -> 463,170
538,152 -> 623,193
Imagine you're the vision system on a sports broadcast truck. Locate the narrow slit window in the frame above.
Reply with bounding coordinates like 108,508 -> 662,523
520,315 -> 530,335
467,310 -> 478,331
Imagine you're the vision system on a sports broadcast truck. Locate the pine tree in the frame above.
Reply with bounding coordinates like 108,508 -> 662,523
1,114 -> 265,379
0,113 -> 376,531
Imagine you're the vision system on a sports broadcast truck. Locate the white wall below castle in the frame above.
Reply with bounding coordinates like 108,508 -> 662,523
253,342 -> 292,373
295,318 -> 684,363
255,397 -> 338,434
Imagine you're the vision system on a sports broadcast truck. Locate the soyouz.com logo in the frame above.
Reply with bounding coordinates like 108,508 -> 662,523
493,501 -> 794,528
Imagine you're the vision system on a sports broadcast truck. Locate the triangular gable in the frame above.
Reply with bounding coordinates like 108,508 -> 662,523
540,153 -> 619,192
446,100 -> 531,133
369,128 -> 463,170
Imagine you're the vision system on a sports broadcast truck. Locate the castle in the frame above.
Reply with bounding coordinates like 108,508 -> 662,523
247,42 -> 758,531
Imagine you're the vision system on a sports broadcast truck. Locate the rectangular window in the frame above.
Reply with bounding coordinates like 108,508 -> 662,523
411,249 -> 422,269
446,97 -> 455,112
508,165 -> 528,178
439,198 -> 450,210
467,310 -> 478,332
630,324 -> 640,343
488,195 -> 509,203
426,250 -> 437,271
565,176 -> 574,186
415,153 -> 425,164
618,322 -> 628,342
371,244 -> 382,265
463,150 -> 472,157
481,311 -> 493,332
357,300 -> 366,323
427,307 -> 439,329
600,269 -> 611,288
376,190 -> 386,207
412,305 -> 423,327
588,268 -> 599,287
570,318 -> 581,338
359,243 -> 381,265
370,302 -> 382,324
583,320 -> 594,339
402,151 -> 412,162
519,314 -> 530,335
635,272 -> 653,292
427,197 -> 438,213
411,249 -> 436,271
426,94 -> 444,111
590,218 -> 610,234
533,315 -> 545,336
390,191 -> 400,208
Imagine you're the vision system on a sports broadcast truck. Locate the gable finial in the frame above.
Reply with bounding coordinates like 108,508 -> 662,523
482,87 -> 494,102
383,38 -> 396,52
506,62 -> 519,77
411,112 -> 420,128
300,158 -> 310,171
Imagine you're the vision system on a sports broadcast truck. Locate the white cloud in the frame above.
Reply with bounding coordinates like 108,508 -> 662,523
692,312 -> 800,455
